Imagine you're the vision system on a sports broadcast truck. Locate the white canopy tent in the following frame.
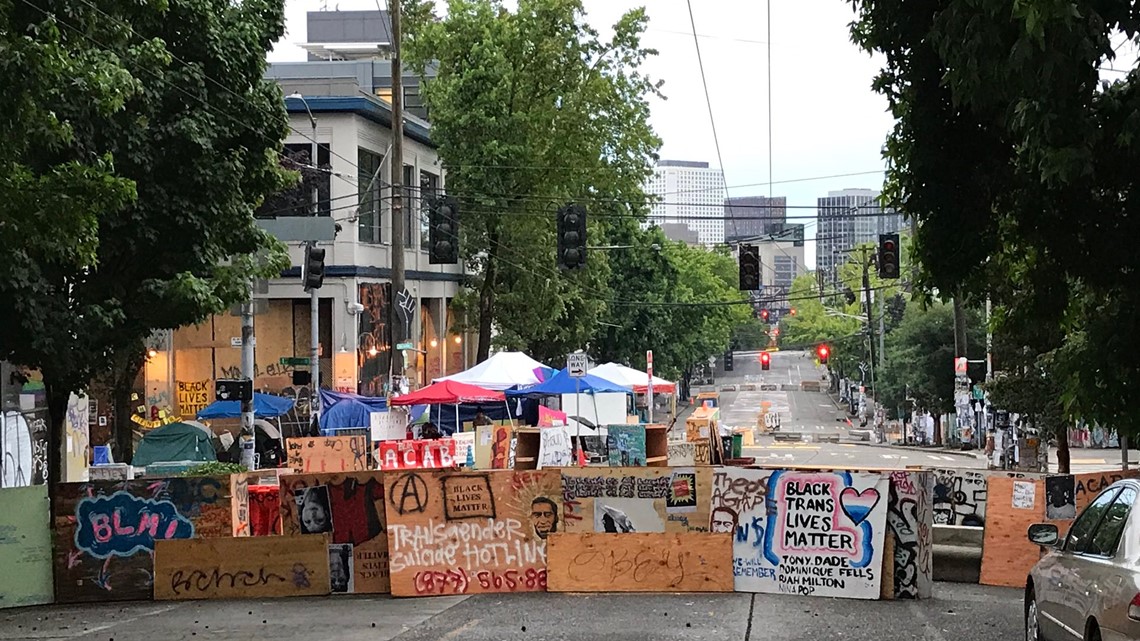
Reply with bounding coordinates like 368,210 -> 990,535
434,351 -> 549,391
591,362 -> 676,394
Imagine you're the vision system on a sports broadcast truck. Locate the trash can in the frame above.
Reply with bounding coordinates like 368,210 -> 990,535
731,432 -> 743,458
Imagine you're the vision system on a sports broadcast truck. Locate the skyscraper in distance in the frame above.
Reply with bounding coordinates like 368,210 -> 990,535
645,160 -> 725,246
816,188 -> 904,286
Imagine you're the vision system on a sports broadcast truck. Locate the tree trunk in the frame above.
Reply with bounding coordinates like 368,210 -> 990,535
953,296 -> 968,358
113,384 -> 134,464
1056,425 -> 1071,474
476,226 -> 500,364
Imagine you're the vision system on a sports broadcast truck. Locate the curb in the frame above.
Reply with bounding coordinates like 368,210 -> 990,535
869,442 -> 985,460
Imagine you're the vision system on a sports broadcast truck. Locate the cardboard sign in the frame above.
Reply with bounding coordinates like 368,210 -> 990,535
538,426 -> 572,468
370,409 -> 408,442
176,380 -> 210,418
452,432 -> 475,466
710,468 -> 889,599
377,439 -> 457,470
607,425 -> 647,467
286,436 -> 369,473
279,471 -> 390,594
384,470 -> 561,596
546,532 -> 733,592
153,535 -> 330,600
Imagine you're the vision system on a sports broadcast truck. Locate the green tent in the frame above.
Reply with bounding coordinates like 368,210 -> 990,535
132,421 -> 217,467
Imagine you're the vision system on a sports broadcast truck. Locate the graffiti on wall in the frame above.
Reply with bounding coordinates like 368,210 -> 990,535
560,467 -> 712,534
887,471 -> 934,599
931,468 -> 987,526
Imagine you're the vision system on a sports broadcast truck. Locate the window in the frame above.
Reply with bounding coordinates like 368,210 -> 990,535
257,142 -> 332,218
1065,488 -> 1121,553
358,148 -> 384,244
419,170 -> 439,249
403,165 -> 416,248
1083,486 -> 1136,557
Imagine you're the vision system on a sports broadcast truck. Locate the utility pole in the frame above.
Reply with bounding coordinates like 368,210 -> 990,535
390,0 -> 407,379
240,284 -> 256,468
288,92 -> 322,426
860,247 -> 876,397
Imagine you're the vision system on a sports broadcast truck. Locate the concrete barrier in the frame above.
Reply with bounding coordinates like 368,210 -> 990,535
719,385 -> 737,392
814,433 -> 841,443
773,432 -> 803,442
934,524 -> 984,547
801,381 -> 821,392
760,384 -> 778,391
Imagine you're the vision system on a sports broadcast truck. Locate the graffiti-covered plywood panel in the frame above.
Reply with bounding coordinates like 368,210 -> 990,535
153,535 -> 330,600
559,467 -> 712,534
546,532 -> 733,592
279,471 -> 389,594
930,468 -> 988,526
286,436 -> 369,473
384,470 -> 560,597
711,468 -> 889,599
887,471 -> 933,599
52,477 -> 236,603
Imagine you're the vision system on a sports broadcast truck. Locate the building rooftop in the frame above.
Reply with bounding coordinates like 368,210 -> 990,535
657,160 -> 711,169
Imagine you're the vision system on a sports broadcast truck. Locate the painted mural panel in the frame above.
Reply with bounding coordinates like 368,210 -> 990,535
279,471 -> 390,594
930,468 -> 988,526
0,486 -> 53,608
560,467 -> 712,534
711,468 -> 888,599
384,469 -> 561,596
52,476 -> 236,603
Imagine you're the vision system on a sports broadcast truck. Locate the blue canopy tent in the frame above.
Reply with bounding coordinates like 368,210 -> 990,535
196,393 -> 295,420
506,368 -> 633,398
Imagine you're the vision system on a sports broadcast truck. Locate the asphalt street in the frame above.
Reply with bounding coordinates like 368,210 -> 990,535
707,350 -> 984,470
1,583 -> 1023,641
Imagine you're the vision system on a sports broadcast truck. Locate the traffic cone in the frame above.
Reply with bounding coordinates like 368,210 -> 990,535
577,447 -> 588,467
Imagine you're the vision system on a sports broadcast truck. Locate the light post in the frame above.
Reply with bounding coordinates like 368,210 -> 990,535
289,93 -> 322,424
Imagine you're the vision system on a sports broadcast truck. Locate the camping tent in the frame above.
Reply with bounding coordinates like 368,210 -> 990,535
434,351 -> 549,390
591,362 -> 676,394
196,393 -> 295,420
389,380 -> 505,406
506,368 -> 632,398
132,421 -> 217,467
318,390 -> 389,435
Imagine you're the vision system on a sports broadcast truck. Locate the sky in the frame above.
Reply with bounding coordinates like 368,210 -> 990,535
269,0 -> 897,268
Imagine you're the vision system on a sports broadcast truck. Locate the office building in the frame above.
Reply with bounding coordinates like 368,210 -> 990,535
816,189 -> 904,286
645,160 -> 726,246
724,196 -> 786,243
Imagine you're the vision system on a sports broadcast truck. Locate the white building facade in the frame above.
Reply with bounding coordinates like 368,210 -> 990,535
645,160 -> 726,246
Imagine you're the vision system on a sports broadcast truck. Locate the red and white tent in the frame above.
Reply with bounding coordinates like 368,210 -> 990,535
590,362 -> 676,394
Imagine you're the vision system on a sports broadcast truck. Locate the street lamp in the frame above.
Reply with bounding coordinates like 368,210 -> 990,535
288,92 -> 322,422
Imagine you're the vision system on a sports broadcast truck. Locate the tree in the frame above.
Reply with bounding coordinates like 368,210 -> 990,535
849,0 -> 1140,439
404,0 -> 661,363
986,348 -> 1069,472
0,0 -> 292,479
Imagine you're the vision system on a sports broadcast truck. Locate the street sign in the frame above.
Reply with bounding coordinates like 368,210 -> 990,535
396,342 -> 414,351
230,336 -> 255,348
279,357 -> 311,366
567,353 -> 588,378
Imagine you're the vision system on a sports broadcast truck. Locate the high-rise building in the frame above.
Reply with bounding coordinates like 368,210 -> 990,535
645,160 -> 725,246
816,189 -> 904,286
723,196 -> 786,243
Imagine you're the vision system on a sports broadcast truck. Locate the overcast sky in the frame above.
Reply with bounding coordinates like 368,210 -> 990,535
270,0 -> 897,267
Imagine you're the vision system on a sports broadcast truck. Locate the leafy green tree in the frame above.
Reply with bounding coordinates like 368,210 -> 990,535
849,0 -> 1140,438
0,0 -> 292,478
404,0 -> 661,363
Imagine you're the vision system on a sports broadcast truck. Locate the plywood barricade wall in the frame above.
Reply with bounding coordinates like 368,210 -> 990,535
0,486 -> 53,608
286,436 -> 369,473
279,471 -> 390,594
980,470 -> 1140,588
384,469 -> 561,597
545,532 -> 733,592
153,535 -> 330,600
711,467 -> 890,600
886,470 -> 934,600
560,467 -> 713,534
53,476 -> 238,603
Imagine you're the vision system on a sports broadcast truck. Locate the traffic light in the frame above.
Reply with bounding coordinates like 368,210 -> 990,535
302,242 -> 325,291
557,203 -> 587,270
724,350 -> 734,372
789,307 -> 796,316
878,233 -> 900,279
817,344 -> 830,364
739,244 -> 760,290
760,351 -> 771,371
759,308 -> 770,322
428,195 -> 459,264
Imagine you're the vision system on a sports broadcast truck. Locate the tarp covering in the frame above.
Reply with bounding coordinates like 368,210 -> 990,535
196,393 -> 295,420
506,368 -> 633,398
319,389 -> 387,412
318,390 -> 388,435
591,362 -> 677,394
390,380 -> 505,406
132,422 -> 217,467
434,351 -> 549,390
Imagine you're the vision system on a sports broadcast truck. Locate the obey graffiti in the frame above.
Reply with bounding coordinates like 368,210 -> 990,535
74,491 -> 195,559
